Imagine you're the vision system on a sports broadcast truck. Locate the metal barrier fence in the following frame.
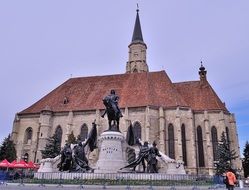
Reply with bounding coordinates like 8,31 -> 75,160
0,171 -> 228,188
18,172 -> 212,186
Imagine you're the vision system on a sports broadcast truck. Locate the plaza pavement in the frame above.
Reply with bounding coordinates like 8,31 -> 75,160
0,183 -> 249,190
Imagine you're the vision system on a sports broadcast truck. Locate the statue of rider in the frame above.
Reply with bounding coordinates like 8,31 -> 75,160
101,89 -> 123,118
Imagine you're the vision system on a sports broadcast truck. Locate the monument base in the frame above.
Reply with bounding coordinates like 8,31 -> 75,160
94,130 -> 128,173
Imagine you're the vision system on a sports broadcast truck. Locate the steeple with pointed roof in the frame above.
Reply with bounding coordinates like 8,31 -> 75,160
126,7 -> 148,73
131,8 -> 144,43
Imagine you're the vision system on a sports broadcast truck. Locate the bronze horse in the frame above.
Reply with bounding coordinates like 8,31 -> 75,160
102,91 -> 122,131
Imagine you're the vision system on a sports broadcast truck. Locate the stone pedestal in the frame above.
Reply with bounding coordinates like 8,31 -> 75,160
38,161 -> 53,172
95,131 -> 127,173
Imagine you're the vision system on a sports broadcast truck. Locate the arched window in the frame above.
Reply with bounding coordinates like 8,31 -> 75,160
168,124 -> 175,159
24,127 -> 33,144
226,127 -> 230,150
181,124 -> 187,166
55,126 -> 63,146
79,123 -> 88,141
133,121 -> 142,140
211,126 -> 218,161
197,126 -> 205,167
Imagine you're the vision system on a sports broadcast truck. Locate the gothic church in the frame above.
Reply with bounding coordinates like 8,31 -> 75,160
11,9 -> 242,175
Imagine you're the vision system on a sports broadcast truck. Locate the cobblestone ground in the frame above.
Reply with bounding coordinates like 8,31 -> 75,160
0,183 -> 249,190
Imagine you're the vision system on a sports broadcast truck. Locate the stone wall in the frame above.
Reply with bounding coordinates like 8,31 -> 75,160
12,106 -> 242,175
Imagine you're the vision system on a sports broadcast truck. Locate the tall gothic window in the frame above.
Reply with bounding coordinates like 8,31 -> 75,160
164,124 -> 167,154
24,127 -> 33,144
226,127 -> 230,150
79,123 -> 88,141
197,126 -> 205,167
168,124 -> 175,159
133,121 -> 142,140
211,126 -> 218,161
55,126 -> 63,147
181,124 -> 187,166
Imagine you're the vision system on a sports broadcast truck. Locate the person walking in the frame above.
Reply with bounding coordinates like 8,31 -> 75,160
225,168 -> 237,190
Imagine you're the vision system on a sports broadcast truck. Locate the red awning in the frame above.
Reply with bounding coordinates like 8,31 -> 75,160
0,159 -> 10,168
13,160 -> 29,168
8,160 -> 17,168
27,161 -> 37,169
8,160 -> 29,168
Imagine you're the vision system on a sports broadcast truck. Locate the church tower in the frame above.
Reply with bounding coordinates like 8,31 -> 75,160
126,8 -> 148,73
199,61 -> 207,86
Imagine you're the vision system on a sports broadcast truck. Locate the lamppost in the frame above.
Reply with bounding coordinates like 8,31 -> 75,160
19,154 -> 28,186
237,168 -> 242,179
213,161 -> 219,175
237,168 -> 244,188
21,154 -> 28,162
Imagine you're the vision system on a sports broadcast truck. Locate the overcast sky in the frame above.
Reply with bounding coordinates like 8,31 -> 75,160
0,1 -> 248,156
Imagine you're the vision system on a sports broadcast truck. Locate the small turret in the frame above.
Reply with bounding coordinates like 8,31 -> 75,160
199,61 -> 207,83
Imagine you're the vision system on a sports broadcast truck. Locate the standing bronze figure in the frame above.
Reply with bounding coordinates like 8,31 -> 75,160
73,142 -> 91,172
121,141 -> 150,172
102,90 -> 123,131
147,141 -> 161,173
58,121 -> 98,172
73,121 -> 98,172
59,143 -> 72,171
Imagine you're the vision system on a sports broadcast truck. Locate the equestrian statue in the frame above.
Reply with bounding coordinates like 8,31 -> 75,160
101,89 -> 123,131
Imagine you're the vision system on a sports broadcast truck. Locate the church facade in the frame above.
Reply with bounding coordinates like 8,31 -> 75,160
11,10 -> 242,175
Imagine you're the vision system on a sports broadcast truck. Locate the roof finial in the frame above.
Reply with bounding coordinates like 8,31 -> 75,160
199,60 -> 207,82
199,60 -> 205,71
136,3 -> 139,12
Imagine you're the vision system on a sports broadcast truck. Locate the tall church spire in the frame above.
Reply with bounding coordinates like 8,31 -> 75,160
126,7 -> 148,73
131,8 -> 144,43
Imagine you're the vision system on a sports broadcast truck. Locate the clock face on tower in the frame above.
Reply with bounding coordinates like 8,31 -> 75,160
133,52 -> 138,57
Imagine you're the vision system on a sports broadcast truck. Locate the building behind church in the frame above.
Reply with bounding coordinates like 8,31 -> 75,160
11,9 -> 242,175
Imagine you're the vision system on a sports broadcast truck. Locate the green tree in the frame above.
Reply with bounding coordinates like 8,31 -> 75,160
41,133 -> 61,159
0,134 -> 17,162
242,141 -> 249,177
76,134 -> 81,142
67,131 -> 77,144
215,131 -> 238,175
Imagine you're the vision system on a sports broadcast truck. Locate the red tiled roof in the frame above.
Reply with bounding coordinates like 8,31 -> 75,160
174,80 -> 228,112
19,71 -> 228,114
